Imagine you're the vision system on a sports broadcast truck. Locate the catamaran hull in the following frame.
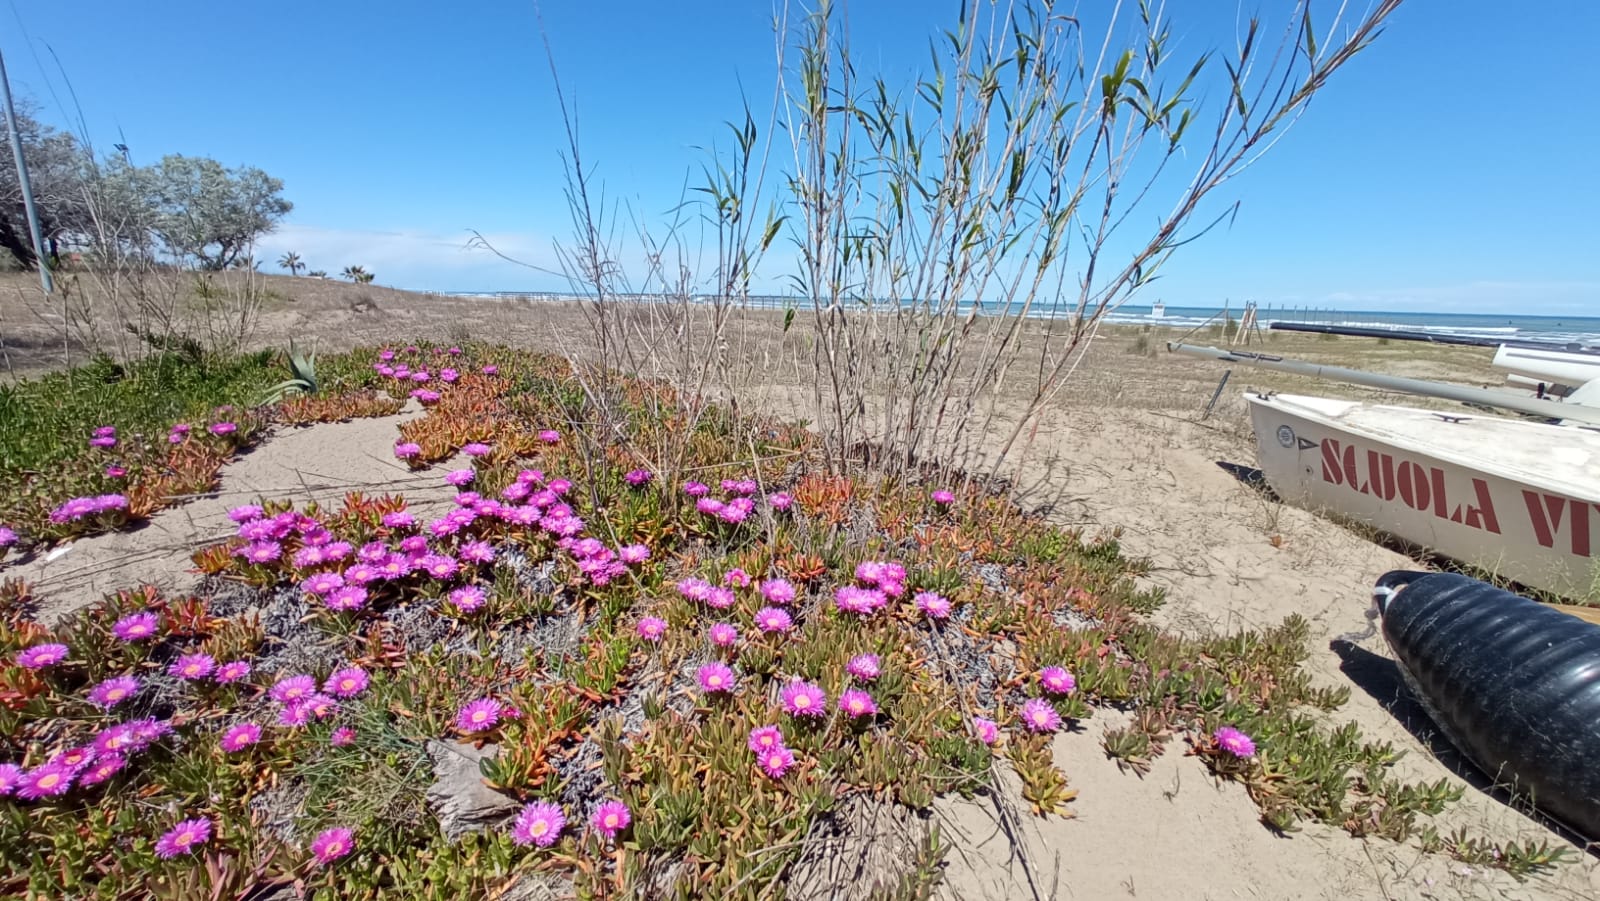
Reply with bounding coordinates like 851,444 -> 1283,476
1247,394 -> 1600,598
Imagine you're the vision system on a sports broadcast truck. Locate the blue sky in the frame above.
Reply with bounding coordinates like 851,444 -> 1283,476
4,0 -> 1596,314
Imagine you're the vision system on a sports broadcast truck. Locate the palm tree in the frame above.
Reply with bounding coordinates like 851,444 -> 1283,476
278,251 -> 303,276
356,271 -> 375,284
306,270 -> 328,279
340,265 -> 368,282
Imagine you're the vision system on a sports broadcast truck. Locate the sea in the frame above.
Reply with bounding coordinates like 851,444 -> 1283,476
440,292 -> 1600,348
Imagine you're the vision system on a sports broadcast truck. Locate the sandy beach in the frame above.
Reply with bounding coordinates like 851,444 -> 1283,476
3,272 -> 1596,899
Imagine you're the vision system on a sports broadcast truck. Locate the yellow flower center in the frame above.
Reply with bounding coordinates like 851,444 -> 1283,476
795,696 -> 810,708
529,821 -> 548,837
604,814 -> 619,828
472,711 -> 488,723
39,773 -> 60,789
177,830 -> 195,846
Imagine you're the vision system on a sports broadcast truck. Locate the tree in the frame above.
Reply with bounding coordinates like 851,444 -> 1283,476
0,105 -> 93,268
278,251 -> 303,275
145,155 -> 291,270
306,269 -> 328,279
341,265 -> 373,283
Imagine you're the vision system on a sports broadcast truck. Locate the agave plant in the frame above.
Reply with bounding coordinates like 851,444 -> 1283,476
262,339 -> 319,403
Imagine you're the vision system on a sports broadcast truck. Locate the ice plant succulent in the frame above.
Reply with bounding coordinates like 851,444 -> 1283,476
754,607 -> 793,633
748,725 -> 785,753
270,674 -> 318,704
324,667 -> 370,698
512,801 -> 565,848
972,717 -> 1000,745
914,591 -> 953,620
708,623 -> 739,648
1214,726 -> 1257,759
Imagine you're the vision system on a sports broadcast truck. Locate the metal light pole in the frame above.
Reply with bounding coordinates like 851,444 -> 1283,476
0,47 -> 52,294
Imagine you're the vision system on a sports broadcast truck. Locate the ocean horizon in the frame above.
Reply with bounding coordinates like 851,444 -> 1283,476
435,291 -> 1600,347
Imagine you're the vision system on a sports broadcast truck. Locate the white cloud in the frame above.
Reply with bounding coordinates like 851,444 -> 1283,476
251,223 -> 563,291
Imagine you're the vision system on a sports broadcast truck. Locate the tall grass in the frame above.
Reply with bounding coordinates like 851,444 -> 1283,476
500,0 -> 1403,485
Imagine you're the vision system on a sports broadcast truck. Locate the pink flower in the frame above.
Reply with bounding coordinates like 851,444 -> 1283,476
419,554 -> 460,580
676,578 -> 713,602
0,763 -> 21,795
723,568 -> 751,588
591,800 -> 631,840
696,662 -> 736,693
682,480 -> 709,497
624,469 -> 652,486
169,653 -> 215,680
278,701 -> 313,728
93,425 -> 117,439
445,469 -> 475,487
748,725 -> 785,753
394,442 -> 422,460
324,667 -> 370,698
914,591 -> 952,620
456,697 -> 504,733
330,727 -> 356,747
209,422 -> 237,436
449,585 -> 487,613
111,611 -> 160,642
781,680 -> 827,717
619,544 -> 651,564
846,654 -> 882,681
15,643 -> 69,669
1020,698 -> 1062,733
767,492 -> 794,511
215,660 -> 252,683
0,526 -> 16,549
1214,726 -> 1257,759
221,722 -> 262,752
78,754 -> 125,786
311,827 -> 355,864
16,763 -> 74,799
708,623 -> 739,647
463,442 -> 491,457
758,745 -> 795,779
154,817 -> 213,858
302,571 -> 344,596
382,510 -> 415,529
706,587 -> 736,609
310,695 -> 341,720
972,717 -> 1000,745
931,489 -> 956,506
1038,667 -> 1076,696
754,607 -> 793,633
834,586 -> 886,617
838,689 -> 877,718
89,435 -> 117,448
50,746 -> 96,771
88,675 -> 139,709
270,674 -> 317,704
538,429 -> 561,444
481,364 -> 498,375
759,579 -> 796,605
243,541 -> 282,564
326,586 -> 368,611
512,801 -> 565,847
104,465 -> 127,478
228,505 -> 264,523
637,617 -> 668,642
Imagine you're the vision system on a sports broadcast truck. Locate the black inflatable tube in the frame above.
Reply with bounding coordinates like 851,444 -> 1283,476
1374,570 -> 1600,841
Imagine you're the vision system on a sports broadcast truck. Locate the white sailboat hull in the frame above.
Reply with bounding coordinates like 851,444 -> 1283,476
1247,393 -> 1600,599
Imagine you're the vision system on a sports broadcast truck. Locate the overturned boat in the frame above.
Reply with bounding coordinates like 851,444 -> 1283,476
1170,343 -> 1600,598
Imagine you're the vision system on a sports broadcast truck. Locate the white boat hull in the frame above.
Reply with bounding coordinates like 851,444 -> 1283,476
1247,393 -> 1600,599
1492,345 -> 1600,389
